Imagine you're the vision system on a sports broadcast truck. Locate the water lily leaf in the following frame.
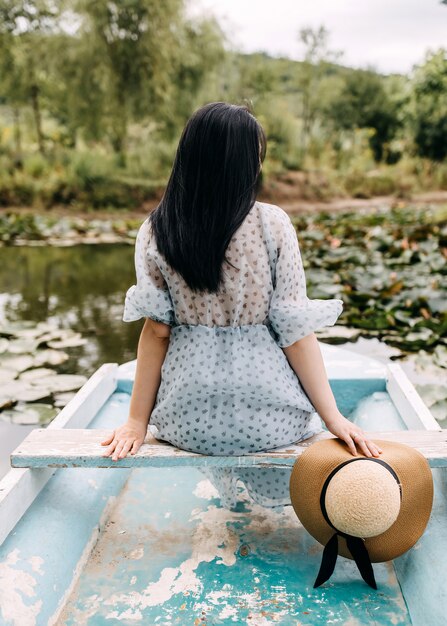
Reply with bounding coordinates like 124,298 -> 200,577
0,368 -> 18,383
19,368 -> 56,382
37,331 -> 70,344
428,298 -> 447,314
407,351 -> 447,381
30,374 -> 87,393
0,354 -> 34,372
0,338 -> 9,353
33,349 -> 69,367
1,380 -> 52,402
431,400 -> 447,424
434,345 -> 447,369
47,335 -> 88,349
53,392 -> 77,408
393,310 -> 423,327
1,403 -> 59,425
13,323 -> 56,339
316,326 -> 362,341
37,329 -> 80,345
6,339 -> 40,354
406,328 -> 435,343
0,321 -> 36,337
415,384 -> 447,408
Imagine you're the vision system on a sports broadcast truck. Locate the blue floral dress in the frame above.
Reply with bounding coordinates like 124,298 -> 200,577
122,201 -> 343,509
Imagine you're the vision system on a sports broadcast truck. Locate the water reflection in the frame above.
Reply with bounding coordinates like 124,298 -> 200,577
0,244 -> 144,374
0,244 -> 148,478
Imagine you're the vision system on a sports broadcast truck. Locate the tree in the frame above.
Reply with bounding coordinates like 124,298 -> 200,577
158,15 -> 226,139
296,25 -> 342,159
0,0 -> 62,155
74,0 -> 184,159
411,49 -> 447,161
326,70 -> 400,162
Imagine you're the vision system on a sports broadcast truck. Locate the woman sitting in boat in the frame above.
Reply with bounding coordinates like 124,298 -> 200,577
101,101 -> 383,510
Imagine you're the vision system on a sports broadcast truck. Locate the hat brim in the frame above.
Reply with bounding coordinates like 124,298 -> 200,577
289,438 -> 434,562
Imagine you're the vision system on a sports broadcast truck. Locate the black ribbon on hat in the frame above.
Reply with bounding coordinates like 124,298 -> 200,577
313,457 -> 402,590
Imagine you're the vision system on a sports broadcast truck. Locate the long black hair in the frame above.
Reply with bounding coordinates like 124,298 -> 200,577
149,102 -> 267,293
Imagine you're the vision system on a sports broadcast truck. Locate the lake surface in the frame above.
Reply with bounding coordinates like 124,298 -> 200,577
0,244 -> 145,478
0,244 -> 143,372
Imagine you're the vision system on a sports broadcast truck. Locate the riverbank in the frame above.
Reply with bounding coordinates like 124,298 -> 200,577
4,187 -> 447,220
1,190 -> 447,246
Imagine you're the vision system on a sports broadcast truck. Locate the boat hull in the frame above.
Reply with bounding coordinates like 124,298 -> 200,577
0,344 -> 445,626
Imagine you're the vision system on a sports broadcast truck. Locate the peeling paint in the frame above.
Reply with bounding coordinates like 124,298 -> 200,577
193,479 -> 219,500
0,549 -> 43,626
57,468 -> 412,625
28,556 -> 44,575
48,493 -> 124,626
99,504 -> 240,610
105,607 -> 143,621
218,604 -> 239,620
60,594 -> 103,626
128,546 -> 144,560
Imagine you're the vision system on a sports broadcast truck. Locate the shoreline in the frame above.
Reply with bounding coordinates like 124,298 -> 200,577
1,190 -> 446,222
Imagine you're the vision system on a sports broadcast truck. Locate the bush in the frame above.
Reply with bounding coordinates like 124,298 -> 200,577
23,154 -> 50,178
342,170 -> 397,198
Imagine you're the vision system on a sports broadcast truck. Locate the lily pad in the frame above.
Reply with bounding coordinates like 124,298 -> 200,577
36,330 -> 70,345
13,323 -> 56,339
430,400 -> 447,424
415,384 -> 447,408
30,374 -> 87,393
3,380 -> 52,402
6,338 -> 41,354
47,335 -> 88,349
1,403 -> 59,425
19,368 -> 56,382
33,349 -> 69,367
0,321 -> 36,337
0,354 -> 34,373
0,368 -> 17,383
315,326 -> 362,341
0,338 -> 9,353
434,345 -> 447,369
53,392 -> 77,408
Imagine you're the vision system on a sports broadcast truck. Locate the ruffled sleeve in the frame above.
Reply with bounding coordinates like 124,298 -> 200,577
268,211 -> 343,347
122,218 -> 176,325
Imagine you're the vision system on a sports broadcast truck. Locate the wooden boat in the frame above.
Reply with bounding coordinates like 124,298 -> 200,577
0,342 -> 446,626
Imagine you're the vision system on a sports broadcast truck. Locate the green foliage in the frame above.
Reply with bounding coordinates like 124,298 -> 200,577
292,204 -> 447,352
326,70 -> 401,162
411,50 -> 447,161
0,7 -> 446,208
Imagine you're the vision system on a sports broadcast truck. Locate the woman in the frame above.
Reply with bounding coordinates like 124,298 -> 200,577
101,102 -> 382,510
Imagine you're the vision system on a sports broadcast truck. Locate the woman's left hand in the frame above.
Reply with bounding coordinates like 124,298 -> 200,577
323,413 -> 383,458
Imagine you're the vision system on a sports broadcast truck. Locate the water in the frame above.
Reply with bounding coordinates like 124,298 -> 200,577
0,244 -> 142,370
0,244 -> 143,478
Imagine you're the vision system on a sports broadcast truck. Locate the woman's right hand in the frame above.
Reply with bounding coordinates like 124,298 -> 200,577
100,418 -> 148,461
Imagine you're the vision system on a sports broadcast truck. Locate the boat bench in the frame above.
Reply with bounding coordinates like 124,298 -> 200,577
10,427 -> 447,469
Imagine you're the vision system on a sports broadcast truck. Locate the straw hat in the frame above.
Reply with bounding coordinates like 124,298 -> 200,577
289,437 -> 434,589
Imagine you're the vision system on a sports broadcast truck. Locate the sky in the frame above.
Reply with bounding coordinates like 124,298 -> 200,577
190,0 -> 447,74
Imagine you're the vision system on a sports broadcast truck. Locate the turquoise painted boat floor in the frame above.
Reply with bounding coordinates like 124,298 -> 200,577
58,467 -> 411,626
